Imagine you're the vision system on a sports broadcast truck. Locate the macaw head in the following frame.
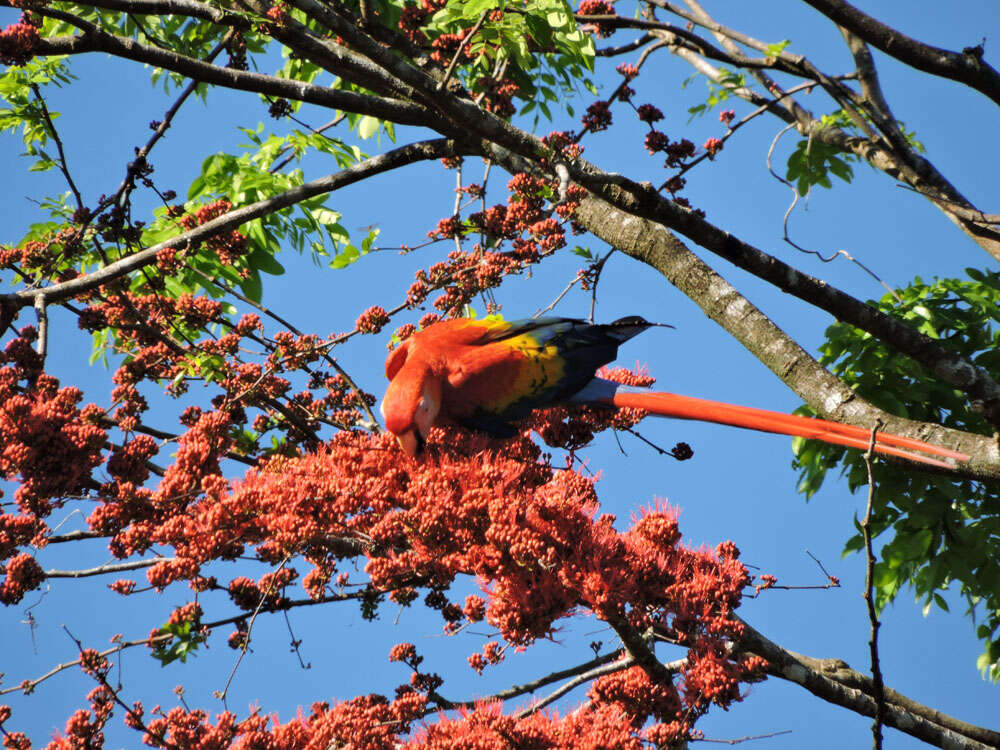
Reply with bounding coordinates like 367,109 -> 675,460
381,341 -> 442,456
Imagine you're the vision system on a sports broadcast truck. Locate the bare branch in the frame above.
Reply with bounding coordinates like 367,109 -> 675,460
800,0 -> 1000,107
650,0 -> 1000,260
734,621 -> 1000,749
0,588 -> 374,697
862,425 -> 886,750
44,557 -> 171,579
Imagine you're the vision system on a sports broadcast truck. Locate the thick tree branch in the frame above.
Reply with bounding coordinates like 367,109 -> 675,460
29,9 -> 442,129
568,194 -> 1000,477
51,0 -> 235,24
283,0 -> 545,162
604,612 -> 675,684
838,28 -> 895,122
800,0 -> 1000,107
470,132 -> 1000,458
733,621 -> 1000,749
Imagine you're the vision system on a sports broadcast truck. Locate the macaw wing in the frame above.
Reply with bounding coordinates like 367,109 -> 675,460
449,317 -> 641,426
463,316 -> 583,346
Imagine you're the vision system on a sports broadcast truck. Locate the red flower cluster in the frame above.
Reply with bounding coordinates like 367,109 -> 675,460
355,305 -> 391,334
582,100 -> 613,132
542,130 -> 584,161
105,421 -> 759,741
398,5 -> 430,45
0,226 -> 86,277
429,30 -> 473,66
644,130 -> 670,154
0,20 -> 39,66
409,701 -> 643,748
636,103 -> 664,123
577,0 -> 617,38
408,173 -> 577,317
589,665 -> 680,726
527,365 -> 653,450
178,199 -> 249,267
468,640 -> 504,673
474,76 -> 519,118
0,553 -> 43,605
129,692 -> 427,749
616,63 -> 638,81
0,331 -> 106,517
45,686 -> 114,749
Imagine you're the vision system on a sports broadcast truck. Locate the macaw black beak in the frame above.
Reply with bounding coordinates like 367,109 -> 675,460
395,429 -> 425,456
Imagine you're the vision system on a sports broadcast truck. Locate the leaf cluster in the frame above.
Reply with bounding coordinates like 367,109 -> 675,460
151,620 -> 206,666
427,0 -> 596,120
793,270 -> 1000,679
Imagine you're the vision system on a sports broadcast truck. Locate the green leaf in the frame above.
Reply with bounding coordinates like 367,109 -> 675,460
240,268 -> 263,302
357,115 -> 379,140
795,267 -> 1000,675
330,245 -> 360,269
248,246 -> 286,276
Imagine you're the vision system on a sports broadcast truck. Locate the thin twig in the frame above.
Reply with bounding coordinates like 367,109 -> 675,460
0,587 -> 378,697
422,649 -> 625,717
698,729 -> 793,745
283,609 -> 311,670
197,270 -> 381,432
588,248 -> 615,322
658,77 -> 836,191
217,555 -> 291,709
765,123 -> 902,304
62,625 -> 180,750
596,33 -> 656,57
112,31 -> 233,214
29,84 -> 83,211
269,114 -> 347,173
532,271 -> 584,318
514,655 -> 639,718
862,423 -> 886,750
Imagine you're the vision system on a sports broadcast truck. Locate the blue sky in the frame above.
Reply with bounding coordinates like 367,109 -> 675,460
1,0 -> 997,745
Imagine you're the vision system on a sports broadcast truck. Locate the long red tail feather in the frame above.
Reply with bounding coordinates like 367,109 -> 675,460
606,391 -> 969,468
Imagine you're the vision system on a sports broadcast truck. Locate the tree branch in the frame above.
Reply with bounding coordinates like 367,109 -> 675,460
44,557 -> 172,578
30,10 -> 441,130
733,620 -> 1000,749
800,0 -> 1000,107
567,193 -> 1000,476
0,138 -> 472,310
651,0 -> 1000,261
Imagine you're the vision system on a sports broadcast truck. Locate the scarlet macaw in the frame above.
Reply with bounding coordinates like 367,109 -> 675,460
380,315 -> 969,467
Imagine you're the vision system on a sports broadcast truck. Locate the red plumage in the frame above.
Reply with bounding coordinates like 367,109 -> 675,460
381,316 -> 968,467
